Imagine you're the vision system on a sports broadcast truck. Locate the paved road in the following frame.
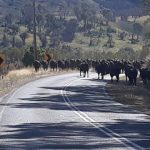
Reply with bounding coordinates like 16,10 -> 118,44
0,73 -> 150,150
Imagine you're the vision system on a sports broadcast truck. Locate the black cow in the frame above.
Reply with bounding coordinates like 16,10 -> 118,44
80,62 -> 89,77
64,60 -> 70,70
70,59 -> 76,70
76,59 -> 82,69
58,60 -> 65,71
109,60 -> 122,82
125,64 -> 138,86
33,60 -> 41,72
95,60 -> 108,79
41,60 -> 48,71
50,60 -> 57,71
140,66 -> 150,84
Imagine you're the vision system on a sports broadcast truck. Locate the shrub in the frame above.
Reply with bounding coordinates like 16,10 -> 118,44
22,51 -> 34,67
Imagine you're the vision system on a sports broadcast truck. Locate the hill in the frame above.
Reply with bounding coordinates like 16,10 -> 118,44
0,0 -> 148,60
0,0 -> 142,17
94,0 -> 142,16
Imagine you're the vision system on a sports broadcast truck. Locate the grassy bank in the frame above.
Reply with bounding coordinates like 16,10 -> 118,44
106,79 -> 150,115
0,68 -> 74,97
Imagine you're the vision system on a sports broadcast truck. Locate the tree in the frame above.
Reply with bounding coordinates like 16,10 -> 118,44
21,4 -> 33,25
37,4 -> 46,14
20,32 -> 28,46
33,0 -> 38,60
133,23 -> 143,41
116,47 -> 136,59
9,25 -> 19,47
36,14 -> 44,33
140,45 -> 150,59
142,0 -> 150,58
142,0 -> 150,15
39,33 -> 47,48
119,32 -> 126,40
62,19 -> 78,42
5,14 -> 13,25
77,2 -> 96,30
45,14 -> 56,31
58,5 -> 68,20
102,8 -> 114,24
74,7 -> 82,22
129,23 -> 143,44
106,34 -> 115,48
1,34 -> 8,47
22,51 -> 34,67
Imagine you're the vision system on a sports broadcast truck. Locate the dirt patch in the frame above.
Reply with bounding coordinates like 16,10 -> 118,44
106,79 -> 150,115
0,68 -> 76,97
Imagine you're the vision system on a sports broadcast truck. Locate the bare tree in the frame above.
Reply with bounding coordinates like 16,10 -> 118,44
33,0 -> 37,60
20,32 -> 28,46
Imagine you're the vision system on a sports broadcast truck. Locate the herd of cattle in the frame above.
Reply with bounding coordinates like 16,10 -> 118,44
33,59 -> 150,85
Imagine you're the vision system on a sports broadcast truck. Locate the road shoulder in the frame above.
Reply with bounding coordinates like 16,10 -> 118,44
106,79 -> 150,116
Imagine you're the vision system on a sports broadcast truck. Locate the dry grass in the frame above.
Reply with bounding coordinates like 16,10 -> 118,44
106,78 -> 150,115
7,68 -> 33,77
0,68 -> 73,97
128,15 -> 150,24
69,30 -> 142,54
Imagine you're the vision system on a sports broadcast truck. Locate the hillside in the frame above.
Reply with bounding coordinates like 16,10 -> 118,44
0,0 -> 149,60
94,0 -> 142,16
0,0 -> 142,17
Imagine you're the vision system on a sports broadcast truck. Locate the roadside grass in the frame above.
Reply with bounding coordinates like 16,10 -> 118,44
0,68 -> 73,97
106,78 -> 150,115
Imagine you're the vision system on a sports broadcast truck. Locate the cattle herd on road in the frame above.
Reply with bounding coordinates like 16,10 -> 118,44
0,57 -> 150,85
32,58 -> 150,85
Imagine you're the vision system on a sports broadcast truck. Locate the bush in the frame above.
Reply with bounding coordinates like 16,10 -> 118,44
107,26 -> 117,34
115,47 -> 137,59
62,19 -> 78,42
2,48 -> 24,61
140,45 -> 150,59
22,51 -> 34,67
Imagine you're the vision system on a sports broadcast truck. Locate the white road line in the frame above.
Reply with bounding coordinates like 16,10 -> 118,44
61,77 -> 144,150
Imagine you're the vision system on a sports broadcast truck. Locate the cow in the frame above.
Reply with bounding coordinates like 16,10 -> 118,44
95,60 -> 108,79
124,64 -> 138,86
64,60 -> 70,70
41,60 -> 48,71
80,61 -> 89,77
50,60 -> 57,71
140,62 -> 150,84
58,60 -> 65,71
76,59 -> 82,69
33,60 -> 41,72
69,59 -> 76,70
109,60 -> 122,82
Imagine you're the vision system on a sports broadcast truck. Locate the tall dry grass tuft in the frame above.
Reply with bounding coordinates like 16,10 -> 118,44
0,68 -> 51,96
7,68 -> 34,77
0,67 -> 71,96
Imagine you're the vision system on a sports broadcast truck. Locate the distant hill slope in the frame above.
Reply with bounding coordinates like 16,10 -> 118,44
0,0 -> 99,19
0,0 -> 142,16
0,0 -> 145,58
94,0 -> 142,16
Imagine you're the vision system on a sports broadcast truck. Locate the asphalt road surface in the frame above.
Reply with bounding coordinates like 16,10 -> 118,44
0,73 -> 150,150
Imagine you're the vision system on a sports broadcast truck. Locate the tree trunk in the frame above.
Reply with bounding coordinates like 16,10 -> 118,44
12,36 -> 15,47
